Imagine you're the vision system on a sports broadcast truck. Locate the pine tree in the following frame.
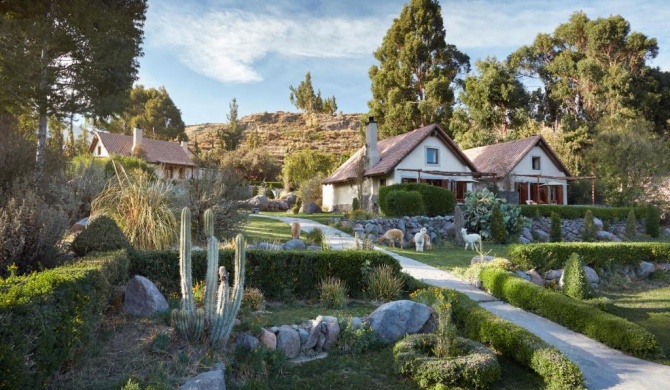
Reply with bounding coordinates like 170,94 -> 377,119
563,253 -> 592,300
582,210 -> 596,242
625,209 -> 637,240
550,212 -> 563,242
490,204 -> 507,244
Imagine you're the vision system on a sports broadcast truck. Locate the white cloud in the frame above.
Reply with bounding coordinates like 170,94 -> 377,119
147,4 -> 390,83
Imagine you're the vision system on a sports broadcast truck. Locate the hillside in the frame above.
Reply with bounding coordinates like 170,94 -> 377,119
185,111 -> 364,164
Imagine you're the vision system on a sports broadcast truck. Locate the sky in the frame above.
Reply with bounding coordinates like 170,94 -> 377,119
137,0 -> 670,126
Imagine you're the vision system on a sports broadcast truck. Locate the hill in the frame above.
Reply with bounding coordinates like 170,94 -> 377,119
185,111 -> 364,164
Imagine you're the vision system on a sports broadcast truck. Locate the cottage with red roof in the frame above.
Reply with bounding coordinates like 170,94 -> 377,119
462,135 -> 571,205
322,118 -> 479,211
88,126 -> 196,180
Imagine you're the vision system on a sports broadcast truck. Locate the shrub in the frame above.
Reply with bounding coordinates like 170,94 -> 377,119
379,183 -> 455,217
433,303 -> 457,359
352,197 -> 360,211
305,228 -> 325,246
319,276 -> 348,308
550,212 -> 563,242
103,154 -> 155,179
461,188 -> 525,239
625,209 -> 637,240
582,210 -> 596,241
479,267 -> 661,358
519,204 -> 647,221
348,209 -> 375,221
70,215 -> 131,256
242,287 -> 265,311
645,204 -> 660,238
0,251 -> 128,389
366,265 -> 403,301
562,253 -> 592,299
490,204 -> 507,244
386,190 -> 425,217
336,318 -> 383,355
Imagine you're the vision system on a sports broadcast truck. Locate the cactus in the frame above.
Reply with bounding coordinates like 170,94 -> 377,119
211,234 -> 246,348
171,309 -> 191,341
179,207 -> 195,313
203,209 -> 219,325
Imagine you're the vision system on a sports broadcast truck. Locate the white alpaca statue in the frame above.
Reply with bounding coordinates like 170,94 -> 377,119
460,228 -> 482,251
414,227 -> 427,252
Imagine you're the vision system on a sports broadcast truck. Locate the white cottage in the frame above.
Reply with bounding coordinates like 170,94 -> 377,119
322,118 -> 479,211
462,135 -> 572,205
89,127 -> 195,180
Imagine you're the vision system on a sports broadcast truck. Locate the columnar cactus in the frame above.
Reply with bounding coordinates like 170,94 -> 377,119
211,234 -> 246,347
204,209 -> 219,325
179,207 -> 195,313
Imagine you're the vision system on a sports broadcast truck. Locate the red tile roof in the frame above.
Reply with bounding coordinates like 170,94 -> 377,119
322,124 -> 478,184
89,132 -> 195,167
462,135 -> 571,178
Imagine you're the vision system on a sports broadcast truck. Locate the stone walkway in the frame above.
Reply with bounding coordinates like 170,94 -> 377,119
251,214 -> 670,389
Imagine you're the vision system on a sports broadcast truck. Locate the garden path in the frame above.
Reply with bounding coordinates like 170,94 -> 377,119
251,214 -> 670,390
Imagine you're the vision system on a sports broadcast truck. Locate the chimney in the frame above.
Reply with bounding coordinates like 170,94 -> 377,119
365,117 -> 380,168
180,140 -> 190,154
132,125 -> 143,154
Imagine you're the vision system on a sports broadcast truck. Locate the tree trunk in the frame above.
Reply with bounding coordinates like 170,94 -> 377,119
35,45 -> 49,180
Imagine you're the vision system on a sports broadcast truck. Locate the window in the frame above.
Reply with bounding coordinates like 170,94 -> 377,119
401,178 -> 417,183
426,147 -> 439,164
532,156 -> 541,170
379,179 -> 386,187
97,146 -> 101,155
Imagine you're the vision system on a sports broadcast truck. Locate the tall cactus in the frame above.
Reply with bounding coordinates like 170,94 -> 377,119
204,209 -> 219,325
211,234 -> 246,348
179,207 -> 195,313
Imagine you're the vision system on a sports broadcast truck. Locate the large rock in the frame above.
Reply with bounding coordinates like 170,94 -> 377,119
259,328 -> 276,350
593,217 -> 604,230
180,362 -> 225,390
284,239 -> 306,250
637,261 -> 656,278
253,242 -> 284,251
545,269 -> 563,280
514,270 -> 531,281
123,275 -> 168,316
300,201 -> 322,214
527,269 -> 544,286
284,193 -> 297,207
470,255 -> 495,265
276,325 -> 301,359
247,195 -> 270,211
596,230 -> 621,242
303,319 -> 322,351
584,266 -> 599,285
661,228 -> 670,237
533,229 -> 550,242
316,315 -> 340,352
235,332 -> 260,351
367,300 -> 434,343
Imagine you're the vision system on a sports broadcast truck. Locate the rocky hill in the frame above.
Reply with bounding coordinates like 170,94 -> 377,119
185,111 -> 364,164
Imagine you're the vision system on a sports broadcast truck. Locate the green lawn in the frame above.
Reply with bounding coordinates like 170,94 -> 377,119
243,216 -> 293,244
259,211 -> 345,225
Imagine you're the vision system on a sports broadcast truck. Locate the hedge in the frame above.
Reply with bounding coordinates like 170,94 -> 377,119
0,251 -> 129,389
520,204 -> 648,220
386,190 -> 425,217
411,287 -> 584,390
379,183 -> 456,217
507,242 -> 670,272
129,249 -> 401,300
479,268 -> 661,358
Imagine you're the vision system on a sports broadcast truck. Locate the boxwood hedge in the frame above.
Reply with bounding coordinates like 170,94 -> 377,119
129,249 -> 401,300
379,183 -> 456,217
507,242 -> 670,272
519,204 -> 648,220
479,268 -> 661,358
0,251 -> 129,389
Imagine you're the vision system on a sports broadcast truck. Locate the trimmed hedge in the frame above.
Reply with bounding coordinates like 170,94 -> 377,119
379,183 -> 456,217
411,287 -> 584,389
0,251 -> 129,389
479,268 -> 661,358
386,190 -> 425,217
520,204 -> 648,220
129,249 -> 401,300
71,215 -> 131,256
507,242 -> 670,272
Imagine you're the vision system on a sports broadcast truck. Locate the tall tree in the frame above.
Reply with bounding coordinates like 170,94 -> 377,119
0,0 -> 147,178
289,72 -> 337,114
219,98 -> 244,151
368,0 -> 469,138
102,85 -> 186,141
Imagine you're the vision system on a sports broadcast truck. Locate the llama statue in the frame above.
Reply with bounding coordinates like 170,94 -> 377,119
376,228 -> 404,248
414,227 -> 427,252
291,222 -> 301,239
460,228 -> 482,251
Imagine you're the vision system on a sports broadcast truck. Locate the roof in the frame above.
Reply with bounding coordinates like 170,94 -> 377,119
462,135 -> 571,178
322,123 -> 478,185
89,132 -> 195,167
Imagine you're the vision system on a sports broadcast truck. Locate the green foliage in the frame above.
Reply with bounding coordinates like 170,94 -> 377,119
490,204 -> 507,244
218,97 -> 244,151
71,215 -> 131,256
461,188 -> 525,238
242,288 -> 265,311
304,228 -> 325,246
103,155 -> 155,179
582,210 -> 596,242
368,0 -> 469,138
386,190 -> 425,217
433,303 -> 457,359
366,264 -> 403,301
91,167 -> 177,250
479,267 -> 661,357
645,204 -> 661,238
562,253 -> 592,300
0,251 -> 128,389
520,204 -> 649,220
281,149 -> 338,190
289,72 -> 337,114
379,183 -> 455,217
219,145 -> 281,182
625,209 -> 637,239
336,319 -> 383,355
550,212 -> 563,242
507,242 -> 670,272
226,345 -> 287,387
128,249 -> 401,300
319,276 -> 349,309
351,197 -> 360,211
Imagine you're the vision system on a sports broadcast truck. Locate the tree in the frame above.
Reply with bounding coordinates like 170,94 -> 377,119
219,145 -> 281,182
289,72 -> 337,114
282,149 -> 338,190
368,0 -> 469,138
102,85 -> 186,141
0,0 -> 147,178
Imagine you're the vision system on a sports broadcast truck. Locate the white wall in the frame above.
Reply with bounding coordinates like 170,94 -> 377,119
393,135 -> 474,183
512,145 -> 568,204
322,183 -> 360,211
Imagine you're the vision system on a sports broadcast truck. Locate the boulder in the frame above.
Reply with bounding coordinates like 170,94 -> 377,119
284,239 -> 306,250
527,269 -> 544,286
180,362 -> 225,390
637,261 -> 655,278
123,275 -> 168,316
367,300 -> 433,343
661,228 -> 670,237
584,266 -> 599,285
533,229 -> 550,242
593,217 -> 604,230
303,319 -> 322,351
247,195 -> 270,211
300,202 -> 322,214
253,242 -> 284,251
545,269 -> 563,280
276,325 -> 301,359
596,230 -> 621,242
316,315 -> 340,352
344,317 -> 364,331
518,236 -> 531,244
284,193 -> 297,207
470,255 -> 495,265
259,328 -> 276,350
514,270 -> 531,281
235,332 -> 260,351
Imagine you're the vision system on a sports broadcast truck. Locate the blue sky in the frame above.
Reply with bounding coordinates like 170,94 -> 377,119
137,0 -> 670,125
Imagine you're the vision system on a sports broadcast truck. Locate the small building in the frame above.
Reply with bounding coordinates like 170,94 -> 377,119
322,118 -> 479,211
89,126 -> 195,180
462,135 -> 571,205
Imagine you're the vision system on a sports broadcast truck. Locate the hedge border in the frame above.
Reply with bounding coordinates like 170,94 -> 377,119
0,251 -> 129,389
479,268 -> 661,358
519,204 -> 648,220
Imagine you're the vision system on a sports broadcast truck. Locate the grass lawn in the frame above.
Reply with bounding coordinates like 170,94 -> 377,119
243,215 -> 293,244
259,210 -> 345,225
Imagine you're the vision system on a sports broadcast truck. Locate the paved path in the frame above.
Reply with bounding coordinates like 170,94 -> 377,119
251,215 -> 670,389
